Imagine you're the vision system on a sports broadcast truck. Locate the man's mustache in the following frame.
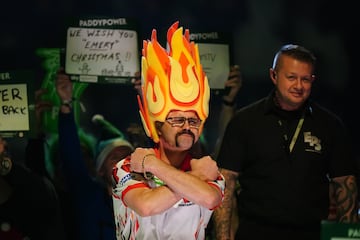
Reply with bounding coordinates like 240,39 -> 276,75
175,129 -> 195,147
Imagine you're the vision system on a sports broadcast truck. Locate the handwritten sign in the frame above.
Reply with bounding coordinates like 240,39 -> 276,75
65,17 -> 140,84
0,84 -> 29,130
0,70 -> 35,138
190,32 -> 232,89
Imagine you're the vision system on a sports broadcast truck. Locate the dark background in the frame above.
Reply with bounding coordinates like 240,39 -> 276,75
1,0 -> 358,161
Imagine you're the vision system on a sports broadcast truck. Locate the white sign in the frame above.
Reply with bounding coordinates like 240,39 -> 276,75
0,84 -> 29,131
198,43 -> 230,89
65,27 -> 139,78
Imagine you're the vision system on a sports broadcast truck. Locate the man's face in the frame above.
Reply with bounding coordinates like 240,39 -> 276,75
159,110 -> 201,151
271,55 -> 315,111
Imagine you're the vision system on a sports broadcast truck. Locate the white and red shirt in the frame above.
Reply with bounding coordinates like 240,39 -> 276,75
112,149 -> 225,240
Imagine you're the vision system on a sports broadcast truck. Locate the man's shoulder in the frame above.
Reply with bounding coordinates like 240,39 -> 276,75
236,97 -> 267,115
309,101 -> 343,122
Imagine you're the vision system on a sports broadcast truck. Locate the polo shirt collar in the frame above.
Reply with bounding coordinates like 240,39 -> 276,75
264,88 -> 313,118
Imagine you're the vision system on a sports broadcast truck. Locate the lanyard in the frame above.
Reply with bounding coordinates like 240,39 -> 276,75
278,110 -> 306,154
289,115 -> 305,153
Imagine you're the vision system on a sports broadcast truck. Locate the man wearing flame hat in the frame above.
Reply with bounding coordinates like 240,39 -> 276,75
112,22 -> 225,240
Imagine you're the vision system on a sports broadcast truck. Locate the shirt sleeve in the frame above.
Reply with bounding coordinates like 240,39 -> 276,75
112,157 -> 149,205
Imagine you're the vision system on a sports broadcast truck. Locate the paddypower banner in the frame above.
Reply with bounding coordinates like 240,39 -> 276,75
321,221 -> 360,239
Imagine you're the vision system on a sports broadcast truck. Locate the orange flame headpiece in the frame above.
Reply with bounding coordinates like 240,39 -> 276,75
138,21 -> 210,143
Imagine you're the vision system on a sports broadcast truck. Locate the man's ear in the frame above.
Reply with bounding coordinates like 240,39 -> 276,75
155,121 -> 163,135
269,68 -> 277,83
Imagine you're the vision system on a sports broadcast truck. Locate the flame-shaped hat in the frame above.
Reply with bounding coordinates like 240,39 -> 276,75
138,21 -> 210,143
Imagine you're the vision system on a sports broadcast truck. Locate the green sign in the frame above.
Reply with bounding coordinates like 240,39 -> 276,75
321,221 -> 360,240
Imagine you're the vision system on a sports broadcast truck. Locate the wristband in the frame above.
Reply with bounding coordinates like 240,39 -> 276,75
61,98 -> 74,109
142,154 -> 155,180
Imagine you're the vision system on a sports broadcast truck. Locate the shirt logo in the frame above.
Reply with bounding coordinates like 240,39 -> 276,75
120,173 -> 132,186
303,131 -> 322,153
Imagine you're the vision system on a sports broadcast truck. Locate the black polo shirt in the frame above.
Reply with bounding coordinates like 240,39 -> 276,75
217,90 -> 355,227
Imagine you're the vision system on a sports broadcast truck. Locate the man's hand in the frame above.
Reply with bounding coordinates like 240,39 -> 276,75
190,156 -> 219,181
131,71 -> 141,97
55,67 -> 73,102
223,65 -> 242,104
130,147 -> 156,173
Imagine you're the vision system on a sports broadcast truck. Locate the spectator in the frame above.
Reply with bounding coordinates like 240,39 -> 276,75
0,135 -> 65,240
55,67 -> 134,240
